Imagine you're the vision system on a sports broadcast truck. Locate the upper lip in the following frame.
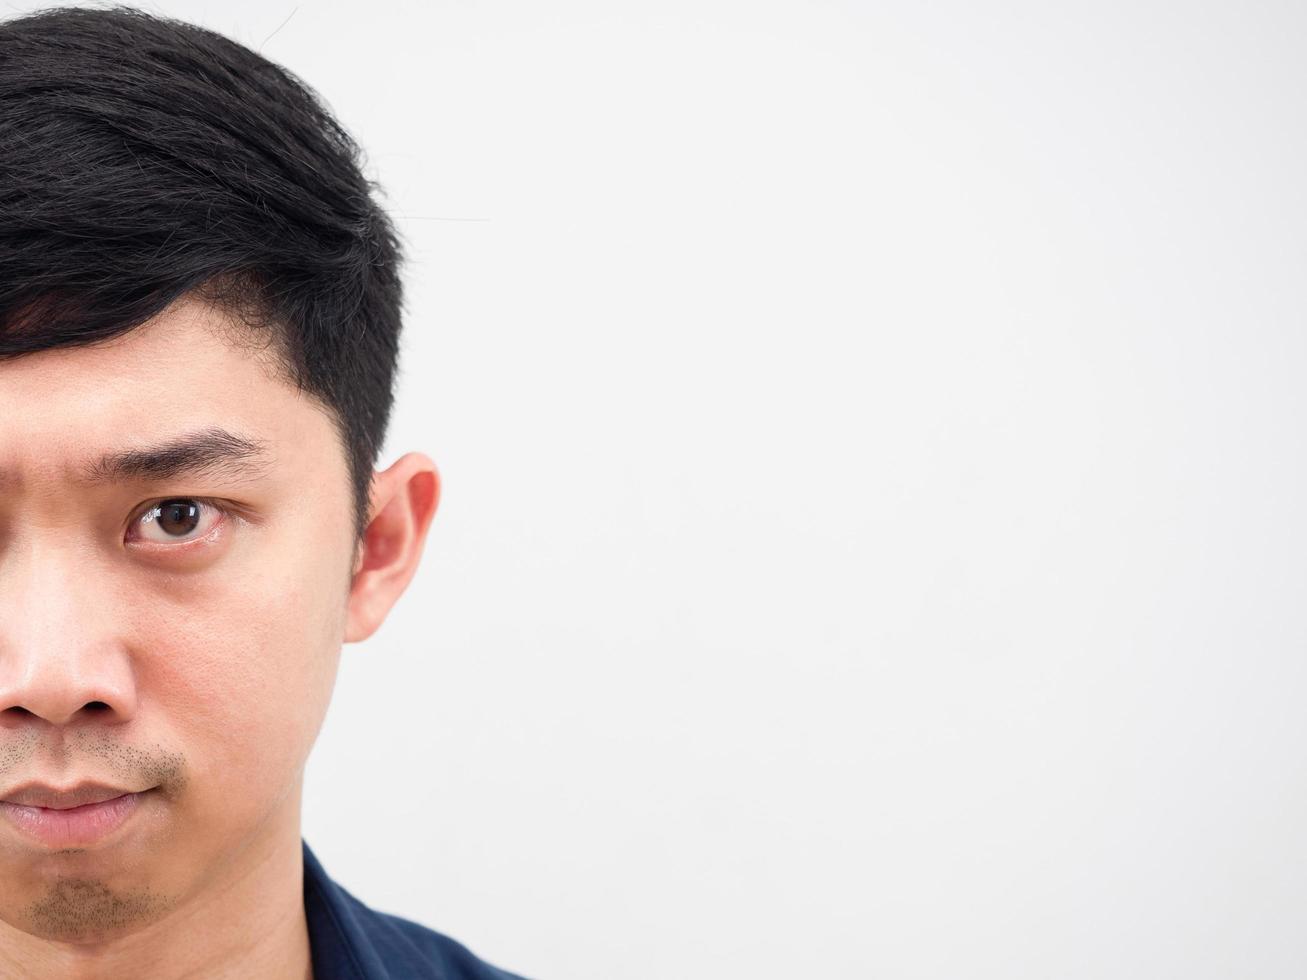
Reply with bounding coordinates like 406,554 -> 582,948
1,782 -> 142,810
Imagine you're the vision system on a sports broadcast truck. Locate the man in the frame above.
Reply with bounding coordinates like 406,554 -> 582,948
0,6 -> 528,979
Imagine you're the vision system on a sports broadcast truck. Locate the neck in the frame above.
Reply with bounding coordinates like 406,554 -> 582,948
0,783 -> 313,980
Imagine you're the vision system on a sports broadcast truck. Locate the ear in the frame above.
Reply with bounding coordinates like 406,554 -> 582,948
344,452 -> 441,644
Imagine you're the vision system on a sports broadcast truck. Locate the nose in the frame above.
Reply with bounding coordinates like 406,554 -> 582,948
0,537 -> 138,729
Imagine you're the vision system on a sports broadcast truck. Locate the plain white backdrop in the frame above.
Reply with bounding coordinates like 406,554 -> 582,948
10,1 -> 1307,977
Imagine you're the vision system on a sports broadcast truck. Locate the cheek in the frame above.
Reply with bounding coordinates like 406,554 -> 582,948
126,550 -> 346,811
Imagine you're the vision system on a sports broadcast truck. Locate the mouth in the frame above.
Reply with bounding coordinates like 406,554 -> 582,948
0,786 -> 155,848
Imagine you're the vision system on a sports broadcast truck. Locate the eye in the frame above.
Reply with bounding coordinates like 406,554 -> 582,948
128,498 -> 228,547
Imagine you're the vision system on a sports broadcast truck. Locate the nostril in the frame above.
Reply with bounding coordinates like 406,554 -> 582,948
0,703 -> 114,722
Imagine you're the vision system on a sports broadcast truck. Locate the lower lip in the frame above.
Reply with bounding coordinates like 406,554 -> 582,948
0,792 -> 147,848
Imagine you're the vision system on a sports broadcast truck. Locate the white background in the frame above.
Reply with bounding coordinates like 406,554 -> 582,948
12,2 -> 1307,977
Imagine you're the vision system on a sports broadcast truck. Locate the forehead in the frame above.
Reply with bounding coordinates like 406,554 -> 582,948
0,295 -> 332,491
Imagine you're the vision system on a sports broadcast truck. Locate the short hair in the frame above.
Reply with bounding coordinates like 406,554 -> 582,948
0,5 -> 405,550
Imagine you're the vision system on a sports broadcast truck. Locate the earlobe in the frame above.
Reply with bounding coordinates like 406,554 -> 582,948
344,453 -> 441,644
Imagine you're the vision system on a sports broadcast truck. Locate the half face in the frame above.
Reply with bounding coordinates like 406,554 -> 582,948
0,294 -> 358,944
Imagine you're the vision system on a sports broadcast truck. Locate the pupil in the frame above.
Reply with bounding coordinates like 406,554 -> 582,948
159,500 -> 200,536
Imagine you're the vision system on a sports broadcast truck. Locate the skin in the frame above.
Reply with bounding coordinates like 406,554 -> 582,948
0,293 -> 441,979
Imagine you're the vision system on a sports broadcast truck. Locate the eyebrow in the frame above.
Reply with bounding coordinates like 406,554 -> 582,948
77,426 -> 273,487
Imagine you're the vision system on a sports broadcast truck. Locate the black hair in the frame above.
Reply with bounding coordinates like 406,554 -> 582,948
0,5 -> 405,552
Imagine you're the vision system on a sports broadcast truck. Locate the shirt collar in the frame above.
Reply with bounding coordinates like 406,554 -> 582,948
302,837 -> 393,980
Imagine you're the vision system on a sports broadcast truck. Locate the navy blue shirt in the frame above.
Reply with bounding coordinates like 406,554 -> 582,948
302,839 -> 531,980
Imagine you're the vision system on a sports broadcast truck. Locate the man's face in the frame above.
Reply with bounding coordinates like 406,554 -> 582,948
0,294 -> 357,942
